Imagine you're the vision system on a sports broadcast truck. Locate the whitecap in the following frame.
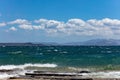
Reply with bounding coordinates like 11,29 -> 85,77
87,71 -> 120,78
0,63 -> 57,70
0,63 -> 57,79
54,49 -> 58,52
0,73 -> 17,80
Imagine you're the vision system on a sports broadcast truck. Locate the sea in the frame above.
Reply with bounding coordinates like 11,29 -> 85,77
1,46 -> 120,79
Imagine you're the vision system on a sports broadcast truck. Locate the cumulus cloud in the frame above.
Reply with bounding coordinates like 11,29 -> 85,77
1,18 -> 120,38
102,18 -> 120,26
33,18 -> 118,37
32,25 -> 44,30
0,22 -> 6,27
8,19 -> 30,25
19,24 -> 33,30
19,24 -> 44,30
35,19 -> 63,28
9,27 -> 17,31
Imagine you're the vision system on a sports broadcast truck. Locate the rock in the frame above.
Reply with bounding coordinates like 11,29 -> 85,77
79,71 -> 91,73
0,69 -> 13,72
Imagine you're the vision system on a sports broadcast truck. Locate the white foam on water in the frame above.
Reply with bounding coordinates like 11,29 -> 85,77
0,63 -> 57,70
0,63 -> 57,79
0,73 -> 17,80
0,69 -> 28,80
86,71 -> 120,78
54,49 -> 58,52
1,64 -> 120,79
68,67 -> 120,78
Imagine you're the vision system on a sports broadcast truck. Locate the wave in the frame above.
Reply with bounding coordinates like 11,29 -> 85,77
90,71 -> 120,78
0,73 -> 17,80
0,63 -> 57,70
1,66 -> 120,79
0,63 -> 57,80
8,51 -> 22,54
1,64 -> 120,79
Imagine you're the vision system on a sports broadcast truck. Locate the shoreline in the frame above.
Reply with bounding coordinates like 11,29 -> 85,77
1,66 -> 120,79
7,70 -> 120,80
1,66 -> 120,80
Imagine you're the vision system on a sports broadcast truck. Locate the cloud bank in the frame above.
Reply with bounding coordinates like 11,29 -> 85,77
1,18 -> 120,38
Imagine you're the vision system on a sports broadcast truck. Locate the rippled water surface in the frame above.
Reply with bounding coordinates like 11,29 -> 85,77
0,46 -> 120,67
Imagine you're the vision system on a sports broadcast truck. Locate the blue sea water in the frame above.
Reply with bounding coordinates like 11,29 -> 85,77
0,46 -> 120,67
1,46 -> 120,79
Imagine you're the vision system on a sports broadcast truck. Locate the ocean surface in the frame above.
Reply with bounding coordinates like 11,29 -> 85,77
1,46 -> 120,79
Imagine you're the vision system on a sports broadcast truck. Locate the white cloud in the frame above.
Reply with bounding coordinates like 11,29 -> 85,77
8,19 -> 30,25
2,18 -> 120,38
102,18 -> 120,26
32,25 -> 44,30
19,24 -> 33,30
9,27 -> 17,31
34,19 -> 48,24
33,18 -> 120,37
67,19 -> 86,27
46,29 -> 57,34
19,24 -> 45,30
87,18 -> 120,27
87,19 -> 104,26
35,19 -> 63,28
0,22 -> 6,27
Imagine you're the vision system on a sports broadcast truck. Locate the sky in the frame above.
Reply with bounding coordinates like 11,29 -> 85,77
0,0 -> 120,43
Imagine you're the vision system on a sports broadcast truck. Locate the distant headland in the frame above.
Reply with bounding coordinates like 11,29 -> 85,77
1,39 -> 120,46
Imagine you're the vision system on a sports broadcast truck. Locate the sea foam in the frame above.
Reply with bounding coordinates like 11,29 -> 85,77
0,63 -> 57,79
0,63 -> 57,70
0,73 -> 16,80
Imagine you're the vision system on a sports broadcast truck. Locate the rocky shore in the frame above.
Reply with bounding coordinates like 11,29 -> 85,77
6,70 -> 120,80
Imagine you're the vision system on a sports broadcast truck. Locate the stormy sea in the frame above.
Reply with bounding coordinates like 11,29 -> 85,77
1,46 -> 120,79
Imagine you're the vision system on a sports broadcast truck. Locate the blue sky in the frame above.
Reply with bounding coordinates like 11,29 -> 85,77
0,0 -> 120,43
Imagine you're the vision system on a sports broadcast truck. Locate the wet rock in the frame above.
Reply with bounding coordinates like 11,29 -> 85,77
0,69 -> 13,72
79,71 -> 91,73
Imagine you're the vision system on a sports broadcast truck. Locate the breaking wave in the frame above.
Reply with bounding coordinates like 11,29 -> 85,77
0,63 -> 57,80
0,63 -> 57,70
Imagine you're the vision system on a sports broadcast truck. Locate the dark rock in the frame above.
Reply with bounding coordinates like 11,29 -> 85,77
0,69 -> 13,72
25,73 -> 80,77
79,71 -> 91,73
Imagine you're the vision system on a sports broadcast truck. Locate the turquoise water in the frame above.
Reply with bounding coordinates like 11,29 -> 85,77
0,46 -> 120,67
1,46 -> 120,79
